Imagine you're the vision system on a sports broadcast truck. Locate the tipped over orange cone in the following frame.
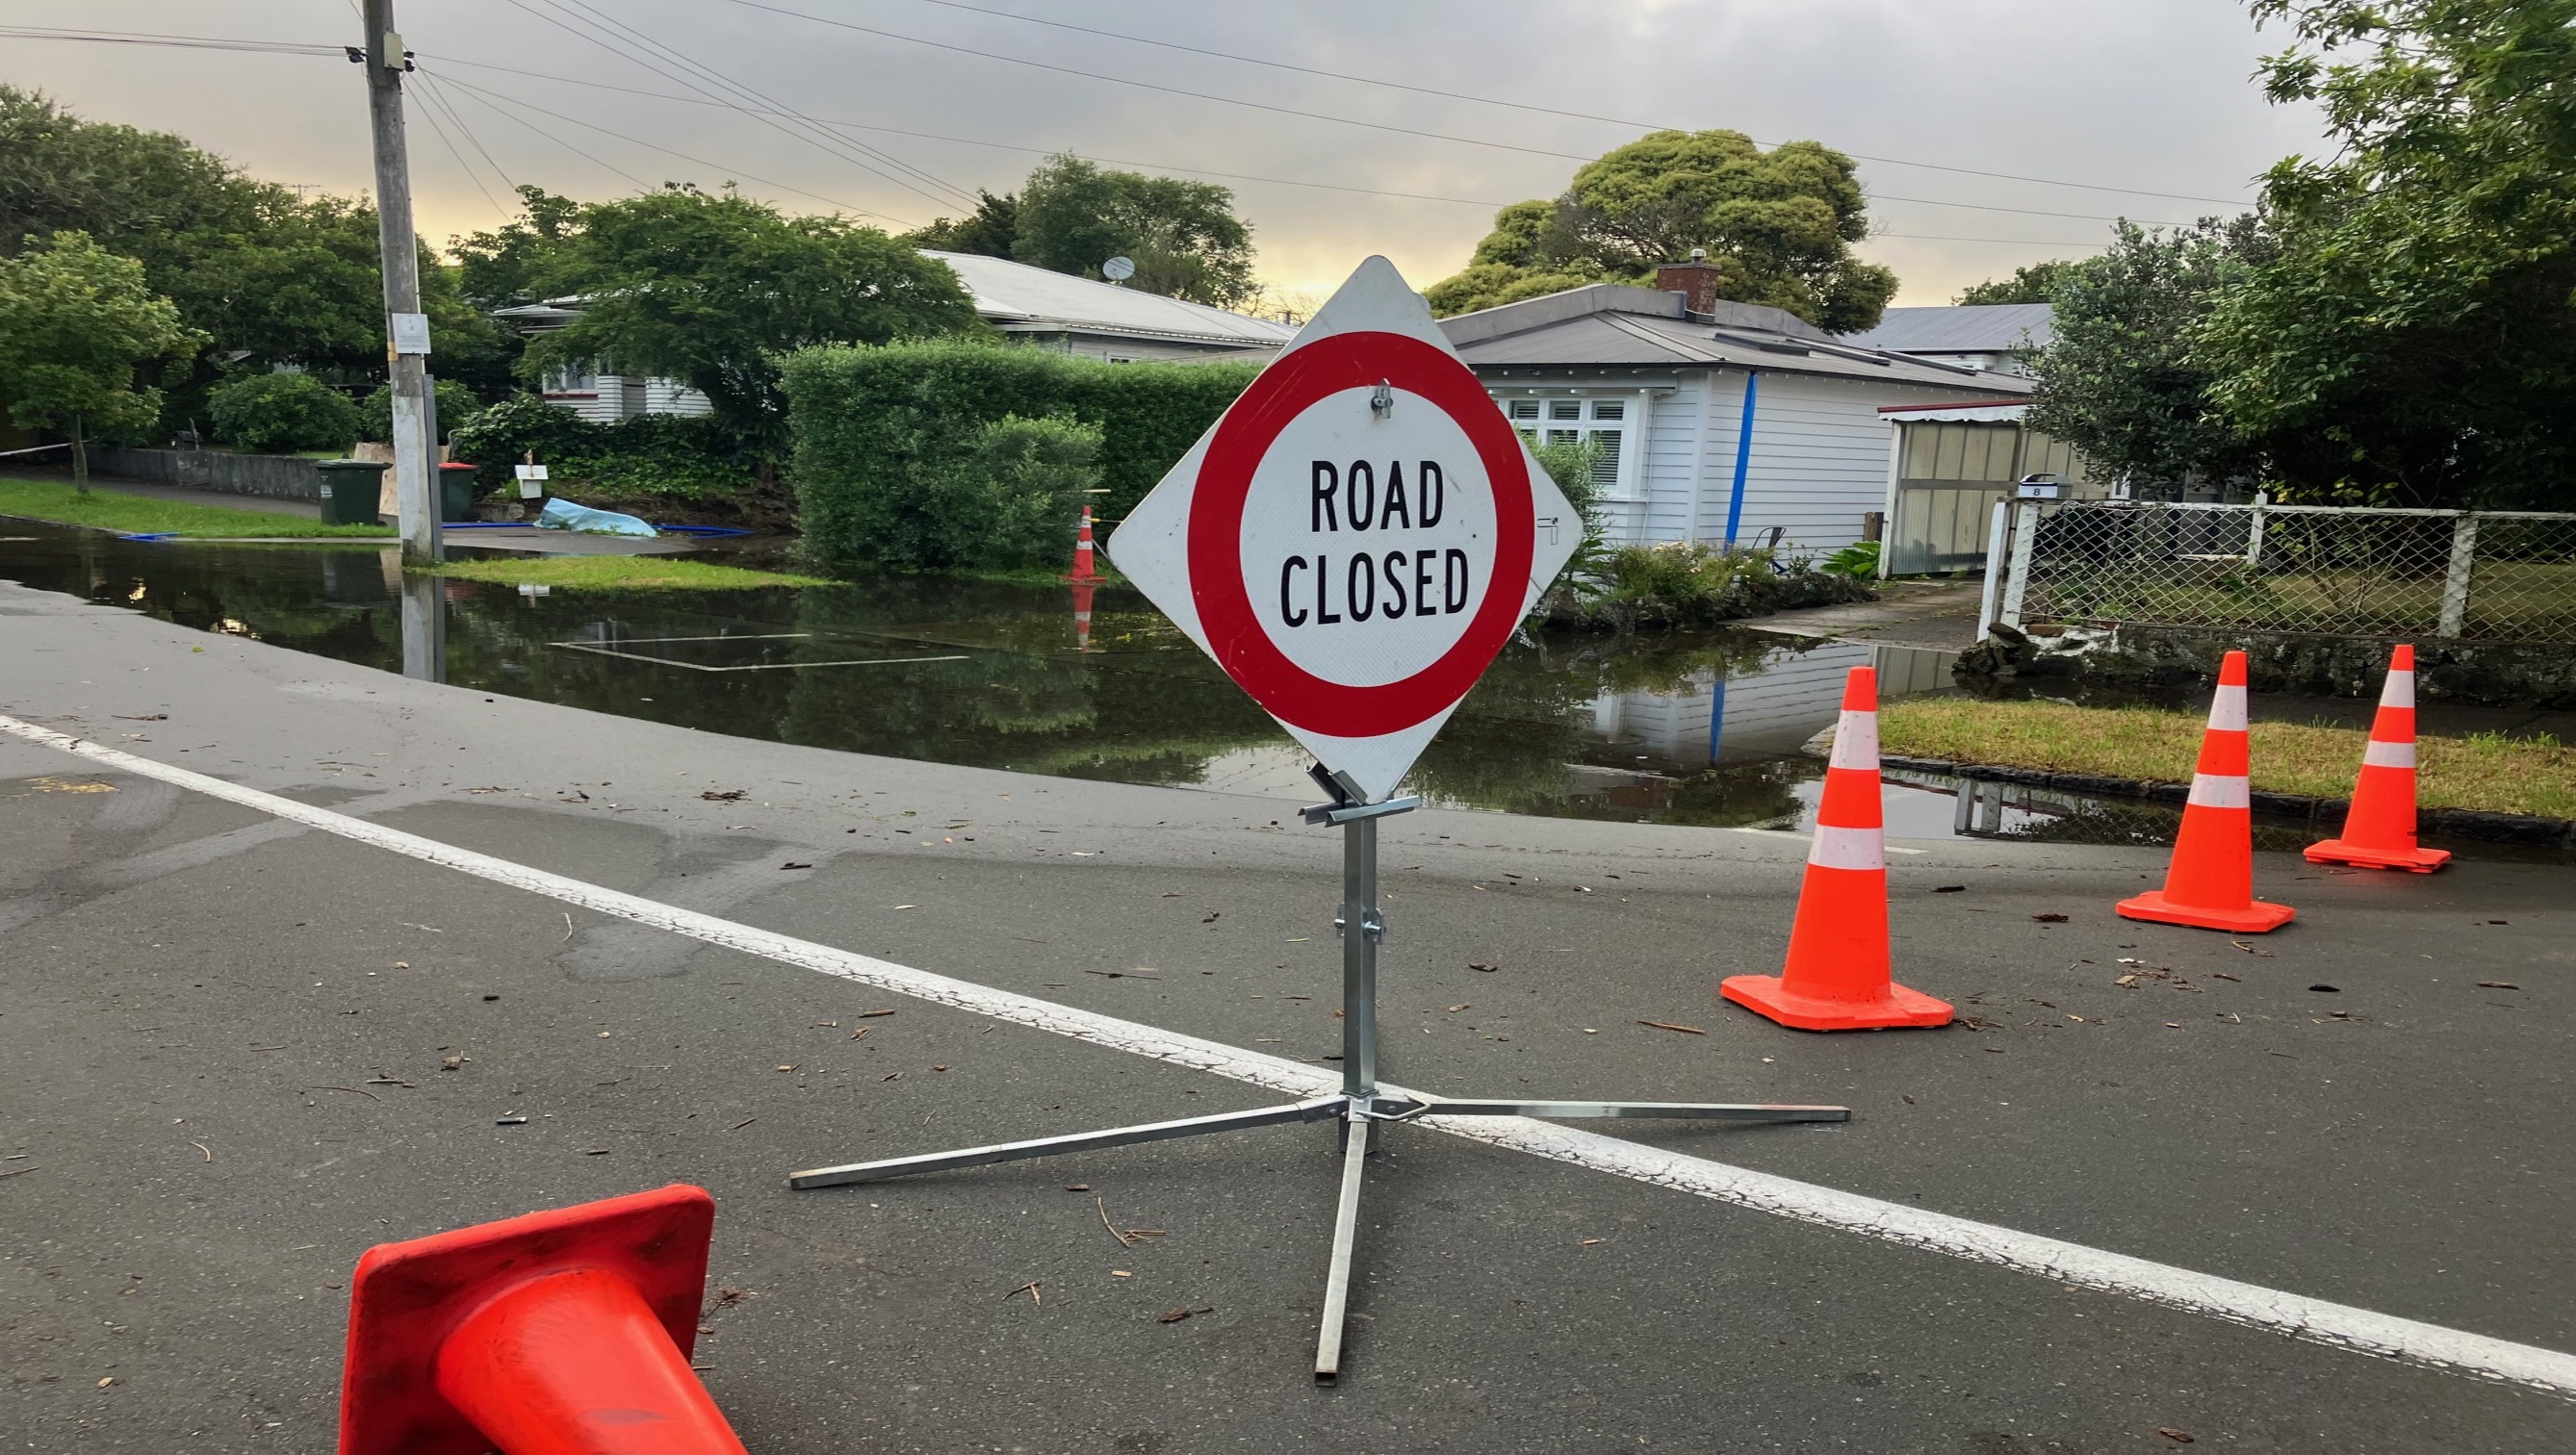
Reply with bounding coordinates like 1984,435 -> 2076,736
338,1185 -> 747,1455
2118,651 -> 2296,932
2306,645 -> 2449,873
1722,667 -> 1951,1032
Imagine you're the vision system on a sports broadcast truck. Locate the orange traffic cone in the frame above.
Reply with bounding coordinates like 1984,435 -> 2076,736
1067,504 -> 1099,584
2306,646 -> 2449,873
1070,578 -> 1097,652
2117,651 -> 2297,932
1721,667 -> 1952,1031
338,1185 -> 748,1455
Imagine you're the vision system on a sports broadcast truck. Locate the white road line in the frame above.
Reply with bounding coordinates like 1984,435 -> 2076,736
6,709 -> 2571,1401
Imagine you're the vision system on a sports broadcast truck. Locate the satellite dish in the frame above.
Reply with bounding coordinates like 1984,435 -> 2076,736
1101,255 -> 1136,282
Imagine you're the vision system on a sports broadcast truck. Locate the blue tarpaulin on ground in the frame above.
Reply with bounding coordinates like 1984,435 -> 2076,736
535,498 -> 657,537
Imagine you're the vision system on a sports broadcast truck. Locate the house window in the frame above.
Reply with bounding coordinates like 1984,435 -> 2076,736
1499,394 -> 1638,498
544,362 -> 599,396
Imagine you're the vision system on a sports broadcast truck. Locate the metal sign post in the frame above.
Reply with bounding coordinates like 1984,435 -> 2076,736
789,762 -> 1847,1382
785,259 -> 1851,1381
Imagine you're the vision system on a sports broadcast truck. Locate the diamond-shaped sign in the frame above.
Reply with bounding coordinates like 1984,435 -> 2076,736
1107,256 -> 1580,801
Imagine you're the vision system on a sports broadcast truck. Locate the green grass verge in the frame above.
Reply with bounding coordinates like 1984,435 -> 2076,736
423,554 -> 832,591
1879,697 -> 2576,819
0,474 -> 394,538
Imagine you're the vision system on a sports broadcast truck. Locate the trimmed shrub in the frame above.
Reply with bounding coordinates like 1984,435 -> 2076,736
781,339 -> 1257,567
357,380 -> 484,444
447,395 -> 764,512
1539,541 -> 1875,631
888,414 -> 1104,569
205,372 -> 362,454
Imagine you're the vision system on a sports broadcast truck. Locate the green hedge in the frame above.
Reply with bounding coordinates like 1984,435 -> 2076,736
781,340 -> 1257,567
447,396 -> 761,505
205,373 -> 361,454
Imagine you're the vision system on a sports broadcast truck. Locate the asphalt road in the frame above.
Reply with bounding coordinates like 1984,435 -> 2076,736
2,580 -> 2570,1453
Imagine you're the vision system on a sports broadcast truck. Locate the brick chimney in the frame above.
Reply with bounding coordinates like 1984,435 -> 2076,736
1656,252 -> 1725,314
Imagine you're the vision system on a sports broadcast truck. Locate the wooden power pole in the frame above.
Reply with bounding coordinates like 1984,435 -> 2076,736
359,0 -> 440,565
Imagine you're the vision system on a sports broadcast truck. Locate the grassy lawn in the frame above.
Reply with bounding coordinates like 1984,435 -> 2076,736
1880,697 -> 2576,819
425,554 -> 832,591
0,475 -> 393,539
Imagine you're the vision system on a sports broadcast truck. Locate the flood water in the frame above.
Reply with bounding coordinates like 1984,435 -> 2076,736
0,523 -> 2533,857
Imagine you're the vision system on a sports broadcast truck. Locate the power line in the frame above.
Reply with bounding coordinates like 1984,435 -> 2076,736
5,22 -> 2126,253
427,72 -> 654,191
905,0 -> 2254,208
405,75 -> 508,216
0,26 -> 342,57
14,20 -> 2241,226
412,71 -> 522,194
541,0 -> 982,213
422,55 -> 2186,229
731,0 -> 2254,208
420,56 -> 1540,210
491,0 -> 972,217
425,68 -> 916,225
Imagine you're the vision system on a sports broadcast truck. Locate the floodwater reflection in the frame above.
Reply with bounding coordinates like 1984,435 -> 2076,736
9,522 -> 2525,855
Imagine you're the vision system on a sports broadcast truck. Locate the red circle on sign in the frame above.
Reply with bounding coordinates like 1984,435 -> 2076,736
1187,330 -> 1535,737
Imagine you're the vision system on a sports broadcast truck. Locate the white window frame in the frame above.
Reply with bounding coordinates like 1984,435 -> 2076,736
1494,391 -> 1645,501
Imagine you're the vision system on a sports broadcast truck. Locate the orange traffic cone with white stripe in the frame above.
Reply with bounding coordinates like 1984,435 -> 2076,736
1721,667 -> 1952,1031
1066,504 -> 1099,584
2117,651 -> 2297,932
2306,645 -> 2449,873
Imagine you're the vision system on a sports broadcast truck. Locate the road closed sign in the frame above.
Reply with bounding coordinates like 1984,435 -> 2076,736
1109,256 -> 1579,800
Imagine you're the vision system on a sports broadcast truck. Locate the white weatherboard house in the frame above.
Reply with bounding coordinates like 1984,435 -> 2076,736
493,249 -> 1295,423
1438,265 -> 2034,556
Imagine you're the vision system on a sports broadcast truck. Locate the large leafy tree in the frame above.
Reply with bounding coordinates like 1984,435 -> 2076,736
524,184 -> 979,444
903,189 -> 1018,261
1955,259 -> 2087,306
0,88 -> 503,409
1011,156 -> 1256,308
2197,0 -> 2576,507
453,186 -> 587,310
1425,130 -> 1899,332
0,232 -> 200,490
2025,217 -> 2273,488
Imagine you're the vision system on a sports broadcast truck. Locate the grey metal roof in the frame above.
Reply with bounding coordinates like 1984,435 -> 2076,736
1441,289 -> 2032,392
1840,303 -> 2053,354
920,250 -> 1293,349
495,253 -> 1293,352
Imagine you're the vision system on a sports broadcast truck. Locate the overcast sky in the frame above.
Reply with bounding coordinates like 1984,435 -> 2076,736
6,1 -> 2328,307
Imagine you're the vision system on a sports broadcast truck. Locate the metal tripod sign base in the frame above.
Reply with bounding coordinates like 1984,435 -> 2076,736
788,775 -> 1850,1383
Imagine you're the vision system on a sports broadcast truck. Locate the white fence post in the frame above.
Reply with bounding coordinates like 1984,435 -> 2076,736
2437,513 -> 2479,638
2245,490 -> 2268,569
2000,501 -> 2040,630
1975,498 -> 2009,633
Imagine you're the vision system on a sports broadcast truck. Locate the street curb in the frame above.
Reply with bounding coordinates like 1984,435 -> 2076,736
1877,753 -> 2576,849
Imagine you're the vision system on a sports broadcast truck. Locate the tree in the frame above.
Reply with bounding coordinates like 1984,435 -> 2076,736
1423,130 -> 1899,332
0,89 -> 505,413
206,372 -> 362,454
524,184 -> 979,445
1954,259 -> 2086,306
0,232 -> 199,491
1013,156 -> 1256,308
2024,217 -> 2270,489
903,190 -> 1018,260
2195,0 -> 2576,507
453,186 -> 586,310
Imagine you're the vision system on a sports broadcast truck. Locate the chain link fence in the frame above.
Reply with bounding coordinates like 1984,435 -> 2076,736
1998,501 -> 2576,643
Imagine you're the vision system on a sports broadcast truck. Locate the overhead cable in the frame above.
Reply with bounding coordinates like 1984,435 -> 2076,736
726,0 -> 2254,208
